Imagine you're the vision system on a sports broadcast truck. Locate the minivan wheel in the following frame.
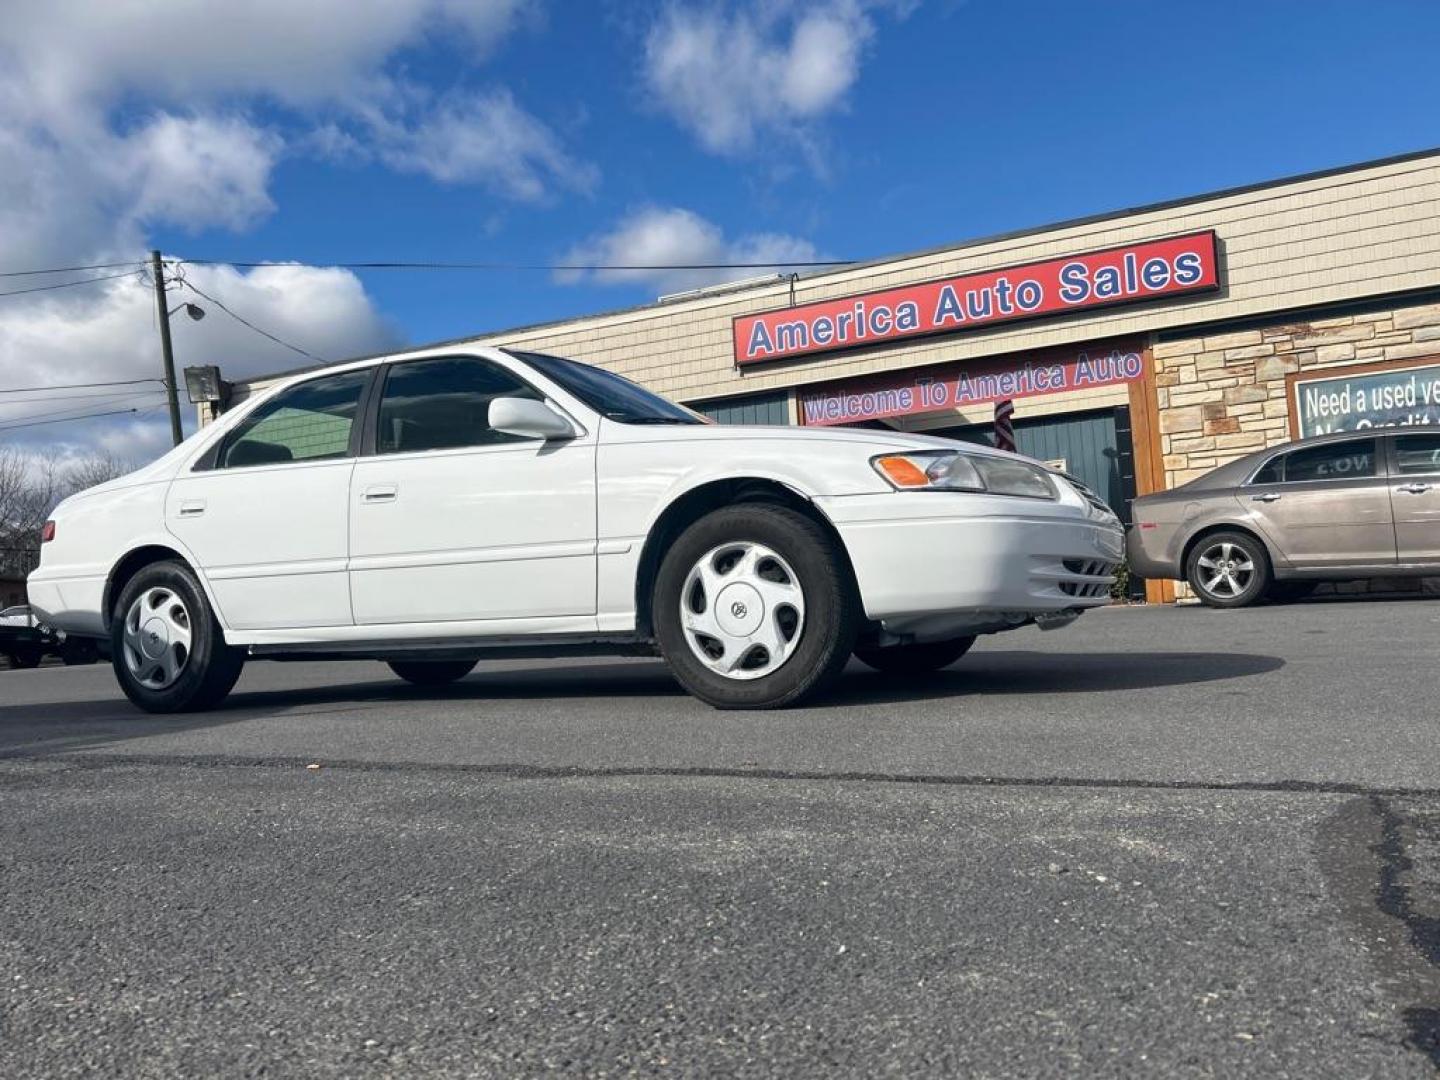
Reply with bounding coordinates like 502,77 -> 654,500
653,504 -> 860,709
854,635 -> 976,675
388,659 -> 477,686
1185,532 -> 1271,608
111,560 -> 245,713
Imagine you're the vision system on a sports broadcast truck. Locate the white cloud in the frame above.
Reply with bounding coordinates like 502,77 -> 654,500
379,91 -> 598,202
125,115 -> 283,233
558,206 -> 823,294
643,1 -> 899,155
0,0 -> 580,462
0,265 -> 402,458
0,0 -> 529,115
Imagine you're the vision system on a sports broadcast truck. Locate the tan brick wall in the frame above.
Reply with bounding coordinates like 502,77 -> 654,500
1153,301 -> 1440,488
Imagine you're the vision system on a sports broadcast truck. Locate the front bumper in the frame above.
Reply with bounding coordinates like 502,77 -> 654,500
818,492 -> 1124,624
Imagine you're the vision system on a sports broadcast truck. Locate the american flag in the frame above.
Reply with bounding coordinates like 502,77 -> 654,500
994,399 -> 1016,452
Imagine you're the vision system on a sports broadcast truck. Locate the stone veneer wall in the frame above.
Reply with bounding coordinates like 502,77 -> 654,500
1151,300 -> 1440,488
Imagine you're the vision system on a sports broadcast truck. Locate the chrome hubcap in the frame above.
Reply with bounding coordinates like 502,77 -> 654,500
1197,542 -> 1255,598
122,587 -> 192,689
679,541 -> 805,681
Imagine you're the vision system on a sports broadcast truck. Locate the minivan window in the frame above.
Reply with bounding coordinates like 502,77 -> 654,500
219,370 -> 369,469
376,356 -> 542,454
1278,438 -> 1378,483
1394,431 -> 1440,475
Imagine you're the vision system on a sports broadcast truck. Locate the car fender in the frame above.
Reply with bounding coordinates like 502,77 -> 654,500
103,528 -> 237,633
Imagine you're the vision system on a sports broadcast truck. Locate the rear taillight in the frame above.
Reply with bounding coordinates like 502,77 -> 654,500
40,520 -> 55,543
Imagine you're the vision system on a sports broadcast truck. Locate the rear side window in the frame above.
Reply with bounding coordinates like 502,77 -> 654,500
1394,432 -> 1440,475
376,357 -> 541,454
1277,438 -> 1378,483
219,370 -> 369,469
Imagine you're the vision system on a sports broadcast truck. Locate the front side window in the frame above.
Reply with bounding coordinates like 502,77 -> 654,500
1394,431 -> 1440,475
219,370 -> 369,469
375,356 -> 542,454
1250,455 -> 1284,485
1278,438 -> 1378,483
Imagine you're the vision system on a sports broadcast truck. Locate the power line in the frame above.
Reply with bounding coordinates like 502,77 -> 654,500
0,406 -> 143,434
180,280 -> 324,363
0,378 -> 163,396
0,260 -> 145,279
0,388 -> 169,408
0,392 -> 163,429
0,269 -> 141,300
177,258 -> 852,272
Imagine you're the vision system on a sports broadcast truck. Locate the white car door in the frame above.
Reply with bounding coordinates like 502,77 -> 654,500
166,367 -> 373,631
347,354 -> 598,626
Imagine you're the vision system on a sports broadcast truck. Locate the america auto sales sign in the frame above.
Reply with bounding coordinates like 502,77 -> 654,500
733,231 -> 1220,366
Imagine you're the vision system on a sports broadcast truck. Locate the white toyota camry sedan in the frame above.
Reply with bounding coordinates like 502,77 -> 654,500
28,347 -> 1122,712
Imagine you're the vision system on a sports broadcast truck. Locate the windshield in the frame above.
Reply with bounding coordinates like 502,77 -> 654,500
512,351 -> 706,425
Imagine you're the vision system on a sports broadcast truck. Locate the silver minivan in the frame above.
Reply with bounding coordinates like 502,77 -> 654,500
1128,429 -> 1440,607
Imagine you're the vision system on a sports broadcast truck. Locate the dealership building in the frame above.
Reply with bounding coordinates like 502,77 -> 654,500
217,149 -> 1440,603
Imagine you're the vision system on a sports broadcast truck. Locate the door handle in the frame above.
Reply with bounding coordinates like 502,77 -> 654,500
362,484 -> 398,503
177,500 -> 206,517
1250,493 -> 1282,503
1397,482 -> 1433,495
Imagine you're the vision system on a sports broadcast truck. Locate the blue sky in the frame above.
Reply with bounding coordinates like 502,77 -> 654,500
2,0 -> 1438,461
150,1 -> 1440,345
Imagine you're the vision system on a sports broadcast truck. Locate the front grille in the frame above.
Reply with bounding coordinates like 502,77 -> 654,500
1058,559 -> 1118,599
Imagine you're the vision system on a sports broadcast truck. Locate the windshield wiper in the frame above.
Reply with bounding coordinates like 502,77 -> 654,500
609,415 -> 699,425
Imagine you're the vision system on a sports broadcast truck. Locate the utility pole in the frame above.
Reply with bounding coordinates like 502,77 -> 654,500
150,249 -> 184,446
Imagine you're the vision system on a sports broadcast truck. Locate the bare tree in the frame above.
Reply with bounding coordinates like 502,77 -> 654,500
0,449 -> 132,581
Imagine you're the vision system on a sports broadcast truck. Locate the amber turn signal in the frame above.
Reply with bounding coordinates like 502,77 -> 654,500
873,455 -> 931,488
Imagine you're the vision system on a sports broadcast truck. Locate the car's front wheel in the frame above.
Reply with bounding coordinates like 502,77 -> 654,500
1185,532 -> 1271,608
653,504 -> 860,709
388,659 -> 477,686
111,560 -> 245,713
7,647 -> 42,670
854,635 -> 976,675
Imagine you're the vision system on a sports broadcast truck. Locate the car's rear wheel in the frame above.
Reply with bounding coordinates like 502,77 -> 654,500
854,635 -> 976,675
1185,532 -> 1271,608
388,659 -> 477,686
111,560 -> 245,713
653,504 -> 860,709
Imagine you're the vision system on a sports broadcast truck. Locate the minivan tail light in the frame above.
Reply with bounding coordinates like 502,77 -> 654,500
40,520 -> 55,543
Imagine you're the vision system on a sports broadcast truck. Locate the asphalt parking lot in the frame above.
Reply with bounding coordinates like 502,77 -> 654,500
2,599 -> 1438,1077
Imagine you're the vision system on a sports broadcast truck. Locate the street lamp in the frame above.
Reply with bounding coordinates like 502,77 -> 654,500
169,302 -> 205,322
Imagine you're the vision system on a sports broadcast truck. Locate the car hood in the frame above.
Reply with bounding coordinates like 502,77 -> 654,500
606,420 -> 1035,461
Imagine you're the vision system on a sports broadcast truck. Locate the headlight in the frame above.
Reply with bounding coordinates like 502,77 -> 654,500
871,450 -> 1057,499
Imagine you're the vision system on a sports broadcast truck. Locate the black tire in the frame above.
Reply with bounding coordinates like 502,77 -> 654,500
653,503 -> 860,709
110,560 -> 245,713
388,659 -> 477,686
8,647 -> 42,670
1265,580 -> 1318,604
854,635 -> 976,675
1185,531 -> 1272,608
61,639 -> 100,665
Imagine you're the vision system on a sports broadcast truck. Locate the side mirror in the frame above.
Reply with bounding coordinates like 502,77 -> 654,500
488,397 -> 577,440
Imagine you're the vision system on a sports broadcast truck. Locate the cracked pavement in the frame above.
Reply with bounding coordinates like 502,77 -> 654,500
2,599 -> 1438,1076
